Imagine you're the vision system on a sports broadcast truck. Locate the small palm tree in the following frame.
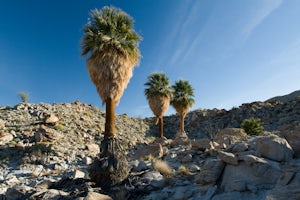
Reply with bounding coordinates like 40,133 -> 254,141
81,6 -> 141,187
171,79 -> 195,138
145,72 -> 172,138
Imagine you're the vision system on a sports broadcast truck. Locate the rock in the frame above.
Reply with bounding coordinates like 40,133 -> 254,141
133,161 -> 150,172
86,143 -> 100,155
194,159 -> 225,185
282,128 -> 300,156
215,128 -> 247,148
230,142 -> 248,153
133,143 -> 164,160
217,128 -> 247,137
5,185 -> 33,200
84,192 -> 113,200
0,132 -> 13,145
143,171 -> 163,183
44,114 -> 59,124
218,151 -> 238,165
83,157 -> 93,165
181,154 -> 193,163
31,165 -> 44,177
29,189 -> 69,200
35,125 -> 62,143
73,170 -> 85,179
221,155 -> 282,192
255,136 -> 294,162
0,119 -> 5,128
190,138 -> 214,151
212,191 -> 266,200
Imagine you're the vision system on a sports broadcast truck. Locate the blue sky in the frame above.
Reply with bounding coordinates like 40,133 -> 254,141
0,0 -> 299,117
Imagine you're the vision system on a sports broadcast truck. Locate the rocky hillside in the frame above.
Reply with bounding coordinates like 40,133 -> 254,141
0,93 -> 299,199
267,90 -> 300,103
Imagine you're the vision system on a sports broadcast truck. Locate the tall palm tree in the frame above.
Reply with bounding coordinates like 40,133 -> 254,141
145,72 -> 172,138
81,6 -> 141,187
171,79 -> 195,138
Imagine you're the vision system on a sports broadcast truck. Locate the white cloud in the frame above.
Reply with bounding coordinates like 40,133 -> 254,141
242,0 -> 282,41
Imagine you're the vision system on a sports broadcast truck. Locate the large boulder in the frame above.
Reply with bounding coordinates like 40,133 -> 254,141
194,159 -> 225,185
215,128 -> 247,148
282,127 -> 300,156
221,154 -> 282,192
132,143 -> 164,160
190,138 -> 214,151
254,136 -> 294,162
266,172 -> 300,200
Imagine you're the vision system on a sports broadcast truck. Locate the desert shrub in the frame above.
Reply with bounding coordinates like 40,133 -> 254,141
178,165 -> 191,175
241,117 -> 264,135
153,159 -> 174,177
18,92 -> 29,103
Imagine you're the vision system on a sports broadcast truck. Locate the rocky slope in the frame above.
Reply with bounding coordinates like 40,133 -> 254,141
0,94 -> 299,200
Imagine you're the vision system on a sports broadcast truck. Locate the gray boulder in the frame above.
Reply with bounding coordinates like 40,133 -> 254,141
255,136 -> 294,162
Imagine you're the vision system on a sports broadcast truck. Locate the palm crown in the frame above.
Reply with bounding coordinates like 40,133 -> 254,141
171,79 -> 195,108
81,6 -> 141,63
144,72 -> 172,99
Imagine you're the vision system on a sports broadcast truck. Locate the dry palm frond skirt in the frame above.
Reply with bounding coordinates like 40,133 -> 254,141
148,95 -> 170,119
173,104 -> 189,117
87,50 -> 138,105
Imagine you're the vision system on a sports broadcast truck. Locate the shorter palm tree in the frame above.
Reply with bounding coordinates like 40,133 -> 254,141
171,79 -> 195,138
145,72 -> 172,138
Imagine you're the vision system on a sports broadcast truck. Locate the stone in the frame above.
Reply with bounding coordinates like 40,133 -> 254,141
230,142 -> 248,153
217,128 -> 247,137
255,136 -> 294,162
0,132 -> 13,145
194,159 -> 225,185
83,157 -> 93,165
73,170 -> 85,179
86,143 -> 100,155
181,154 -> 193,163
215,128 -> 247,147
29,189 -> 69,200
133,161 -> 150,172
44,114 -> 59,124
133,143 -> 164,160
84,192 -> 113,200
266,172 -> 300,200
5,185 -> 33,200
31,165 -> 44,177
218,151 -> 238,165
282,128 -> 300,156
190,138 -> 214,151
221,156 -> 282,192
35,125 -> 62,143
0,119 -> 5,128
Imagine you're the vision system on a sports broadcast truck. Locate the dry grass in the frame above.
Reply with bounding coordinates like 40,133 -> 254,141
177,165 -> 192,175
153,159 -> 174,177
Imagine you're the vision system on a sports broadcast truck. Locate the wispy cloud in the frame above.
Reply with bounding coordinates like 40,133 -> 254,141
242,0 -> 282,41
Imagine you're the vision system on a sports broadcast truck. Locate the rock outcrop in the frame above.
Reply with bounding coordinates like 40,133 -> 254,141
0,92 -> 299,199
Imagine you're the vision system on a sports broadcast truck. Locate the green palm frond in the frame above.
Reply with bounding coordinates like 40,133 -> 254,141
144,72 -> 172,99
171,79 -> 195,108
81,6 -> 141,62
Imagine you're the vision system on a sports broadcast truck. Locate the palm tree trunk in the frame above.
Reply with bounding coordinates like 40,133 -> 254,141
180,114 -> 185,133
105,97 -> 116,138
158,116 -> 163,138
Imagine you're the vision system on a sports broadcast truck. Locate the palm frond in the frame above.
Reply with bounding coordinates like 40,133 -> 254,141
81,6 -> 141,64
144,72 -> 173,99
171,79 -> 195,110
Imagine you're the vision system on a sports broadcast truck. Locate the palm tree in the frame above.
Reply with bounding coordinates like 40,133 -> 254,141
171,79 -> 195,138
145,72 -> 172,138
81,6 -> 141,187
